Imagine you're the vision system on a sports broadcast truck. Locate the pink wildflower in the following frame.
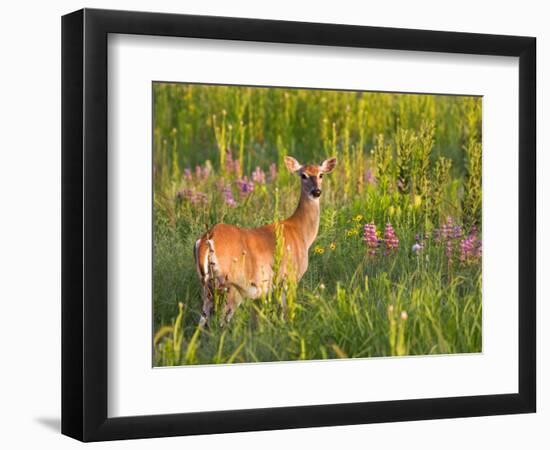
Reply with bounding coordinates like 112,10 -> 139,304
251,166 -> 266,184
364,169 -> 376,185
222,185 -> 237,207
459,230 -> 482,263
236,176 -> 254,197
176,188 -> 208,205
194,164 -> 210,180
384,222 -> 399,252
363,222 -> 379,256
269,163 -> 277,182
225,149 -> 240,174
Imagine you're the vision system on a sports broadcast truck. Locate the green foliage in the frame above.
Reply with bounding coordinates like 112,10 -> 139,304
433,156 -> 453,226
463,139 -> 482,228
152,83 -> 482,366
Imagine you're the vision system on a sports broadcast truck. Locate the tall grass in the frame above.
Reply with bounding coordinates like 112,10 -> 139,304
152,83 -> 482,366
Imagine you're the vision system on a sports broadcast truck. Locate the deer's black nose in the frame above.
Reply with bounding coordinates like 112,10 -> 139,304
311,188 -> 322,198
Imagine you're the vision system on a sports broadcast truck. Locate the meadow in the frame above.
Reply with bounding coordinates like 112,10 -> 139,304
152,83 -> 482,366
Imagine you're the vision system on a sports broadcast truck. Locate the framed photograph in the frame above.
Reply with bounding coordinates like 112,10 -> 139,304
62,8 -> 536,441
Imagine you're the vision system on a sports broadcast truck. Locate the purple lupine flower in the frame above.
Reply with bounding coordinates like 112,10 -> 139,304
176,188 -> 192,201
363,222 -> 379,256
222,185 -> 237,207
236,176 -> 254,197
459,230 -> 482,263
452,224 -> 463,239
440,216 -> 454,240
364,169 -> 376,186
251,166 -> 266,184
192,192 -> 208,204
269,163 -> 277,182
225,149 -> 240,174
384,222 -> 399,252
183,167 -> 192,181
194,165 -> 202,179
176,188 -> 208,205
194,164 -> 210,180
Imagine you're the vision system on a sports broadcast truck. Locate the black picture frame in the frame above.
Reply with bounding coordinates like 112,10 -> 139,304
62,8 -> 536,442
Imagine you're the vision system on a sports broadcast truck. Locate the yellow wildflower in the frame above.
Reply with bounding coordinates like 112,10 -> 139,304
329,242 -> 336,250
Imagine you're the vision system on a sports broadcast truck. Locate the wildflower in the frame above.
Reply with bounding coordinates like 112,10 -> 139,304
175,188 -> 191,201
347,229 -> 358,237
222,185 -> 237,207
364,169 -> 376,185
194,164 -> 210,180
268,163 -> 277,182
225,149 -> 240,174
236,176 -> 254,197
329,242 -> 336,250
459,230 -> 482,263
251,166 -> 266,184
183,167 -> 192,180
452,224 -> 463,239
314,246 -> 325,254
353,214 -> 363,222
439,216 -> 455,240
400,311 -> 408,321
363,222 -> 379,255
412,233 -> 425,254
433,217 -> 475,263
384,222 -> 399,251
193,192 -> 208,204
319,283 -> 326,290
176,188 -> 208,205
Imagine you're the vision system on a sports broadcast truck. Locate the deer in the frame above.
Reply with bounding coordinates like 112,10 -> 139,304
194,155 -> 337,326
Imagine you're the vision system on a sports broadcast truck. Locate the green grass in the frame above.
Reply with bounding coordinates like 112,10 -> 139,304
152,83 -> 482,366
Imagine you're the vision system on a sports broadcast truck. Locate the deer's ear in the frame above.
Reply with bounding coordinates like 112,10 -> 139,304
321,157 -> 337,173
284,156 -> 301,173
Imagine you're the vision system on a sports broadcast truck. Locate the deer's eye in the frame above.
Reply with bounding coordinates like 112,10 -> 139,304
301,173 -> 308,180
319,173 -> 323,179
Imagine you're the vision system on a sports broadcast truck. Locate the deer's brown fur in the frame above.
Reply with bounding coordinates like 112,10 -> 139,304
194,156 -> 336,325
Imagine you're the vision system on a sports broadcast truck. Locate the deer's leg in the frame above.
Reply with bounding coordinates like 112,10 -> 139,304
221,286 -> 242,326
199,282 -> 214,327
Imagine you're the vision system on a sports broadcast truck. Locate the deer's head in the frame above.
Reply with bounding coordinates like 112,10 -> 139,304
284,156 -> 337,199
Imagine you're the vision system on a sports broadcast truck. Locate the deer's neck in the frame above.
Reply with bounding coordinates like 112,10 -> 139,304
284,193 -> 320,249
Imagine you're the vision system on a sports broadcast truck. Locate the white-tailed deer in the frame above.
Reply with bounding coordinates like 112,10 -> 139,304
194,155 -> 337,325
